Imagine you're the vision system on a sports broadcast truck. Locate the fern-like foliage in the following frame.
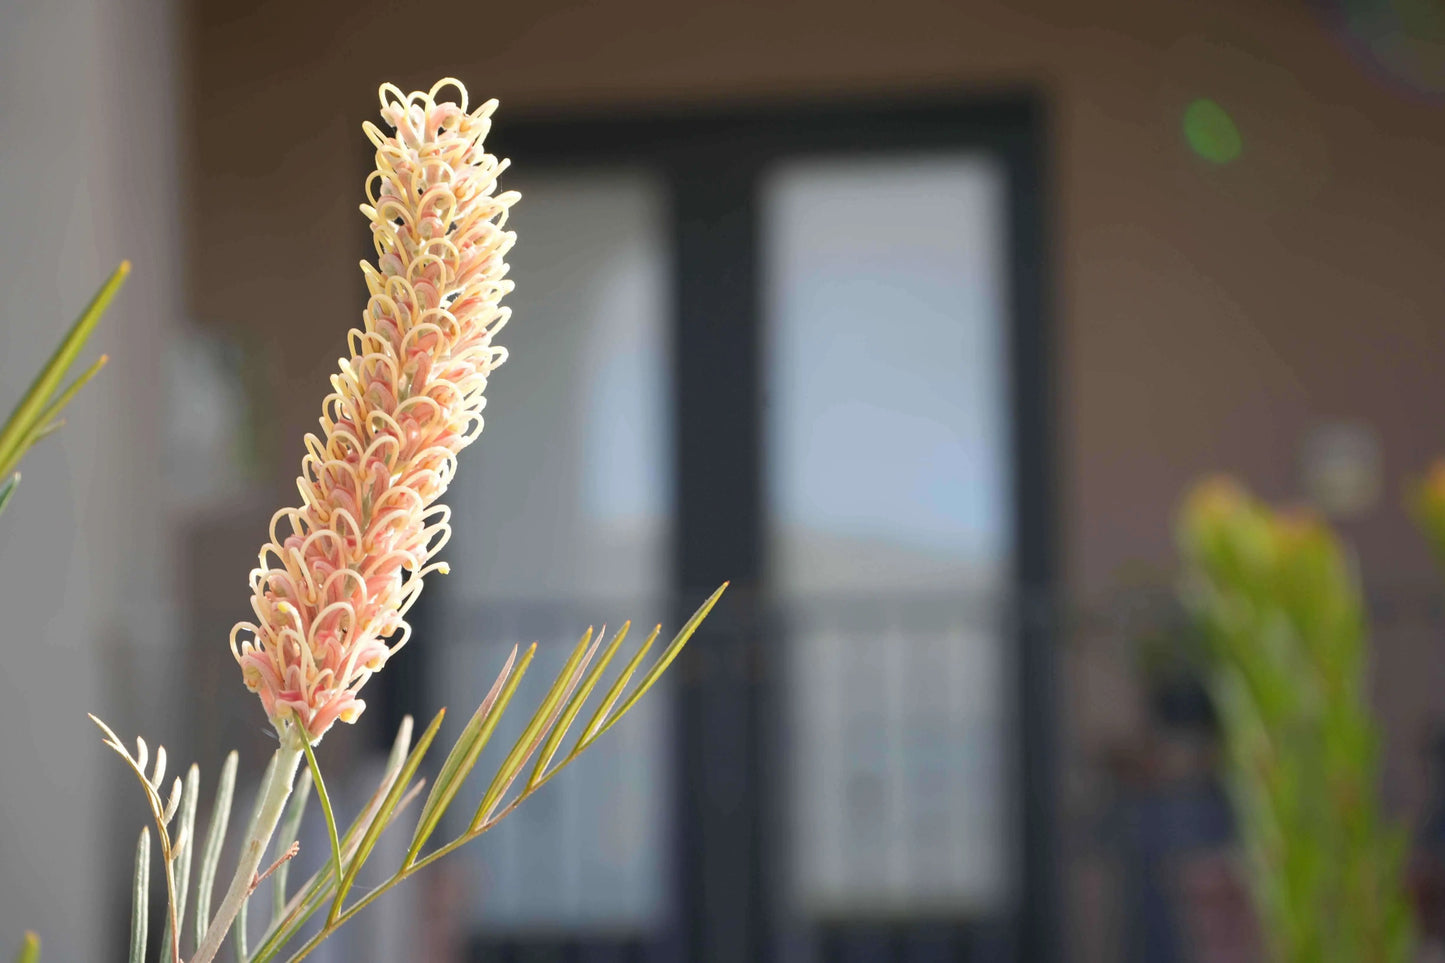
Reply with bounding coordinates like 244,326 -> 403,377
98,583 -> 724,963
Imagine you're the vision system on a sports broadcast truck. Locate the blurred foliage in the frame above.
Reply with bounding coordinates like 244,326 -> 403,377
11,932 -> 39,963
1178,478 -> 1415,963
0,261 -> 128,519
1409,460 -> 1445,569
1,263 -> 127,958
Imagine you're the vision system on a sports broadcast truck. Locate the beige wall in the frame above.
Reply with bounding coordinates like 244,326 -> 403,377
0,0 -> 184,955
188,0 -> 1445,595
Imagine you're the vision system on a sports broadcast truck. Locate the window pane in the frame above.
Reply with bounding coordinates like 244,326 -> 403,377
763,154 -> 1015,918
432,169 -> 672,934
444,170 -> 671,604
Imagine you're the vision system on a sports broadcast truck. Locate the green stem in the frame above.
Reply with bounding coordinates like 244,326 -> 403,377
192,741 -> 303,963
282,756 -> 574,963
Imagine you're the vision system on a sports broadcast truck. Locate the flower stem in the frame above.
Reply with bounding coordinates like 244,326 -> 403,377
191,741 -> 303,963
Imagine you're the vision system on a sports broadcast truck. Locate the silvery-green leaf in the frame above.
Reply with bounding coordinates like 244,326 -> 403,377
130,828 -> 150,963
196,751 -> 238,949
272,767 -> 314,922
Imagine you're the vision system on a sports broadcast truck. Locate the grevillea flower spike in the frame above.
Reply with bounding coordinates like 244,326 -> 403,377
231,78 -> 518,746
76,77 -> 723,963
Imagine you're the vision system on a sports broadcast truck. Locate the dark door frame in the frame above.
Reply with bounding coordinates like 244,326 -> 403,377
410,90 -> 1058,963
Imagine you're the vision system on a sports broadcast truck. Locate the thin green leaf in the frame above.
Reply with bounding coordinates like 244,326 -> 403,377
271,767 -> 314,923
250,775 -> 428,963
0,261 -> 128,476
252,719 -> 418,961
195,751 -> 239,949
406,644 -> 523,866
35,353 -> 107,426
0,473 -> 18,519
595,583 -> 727,741
329,709 -> 445,923
576,624 -> 661,751
130,828 -> 150,963
473,631 -> 596,829
300,737 -> 341,896
384,715 -> 414,783
256,596 -> 726,963
18,353 -> 108,456
531,622 -> 632,788
161,764 -> 201,961
13,932 -> 39,963
24,420 -> 65,446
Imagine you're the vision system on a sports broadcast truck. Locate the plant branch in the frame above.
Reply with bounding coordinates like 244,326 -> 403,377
191,740 -> 303,963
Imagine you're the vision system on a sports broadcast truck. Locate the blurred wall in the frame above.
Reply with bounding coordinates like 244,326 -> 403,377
184,0 -> 1445,956
0,0 -> 183,956
185,0 -> 1445,591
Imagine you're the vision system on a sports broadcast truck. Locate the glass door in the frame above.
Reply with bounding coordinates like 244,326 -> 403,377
764,153 -> 1016,927
413,95 -> 1053,963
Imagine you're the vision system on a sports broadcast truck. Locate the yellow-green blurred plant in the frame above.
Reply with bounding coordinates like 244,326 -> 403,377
1409,460 -> 1445,568
1178,479 -> 1414,963
0,262 -> 128,519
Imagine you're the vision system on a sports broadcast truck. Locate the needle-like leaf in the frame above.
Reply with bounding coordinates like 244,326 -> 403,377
32,354 -> 108,428
252,783 -> 416,963
251,718 -> 418,961
196,751 -> 239,949
384,716 -> 413,783
300,737 -> 340,892
272,767 -> 314,924
18,354 -> 108,457
531,622 -> 632,787
0,261 -> 129,476
472,632 -> 594,829
406,644 -> 524,866
130,828 -> 150,963
329,709 -> 445,923
253,587 -> 726,963
595,583 -> 728,741
576,625 -> 660,752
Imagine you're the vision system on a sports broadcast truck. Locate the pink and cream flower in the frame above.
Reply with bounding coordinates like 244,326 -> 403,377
231,79 -> 517,743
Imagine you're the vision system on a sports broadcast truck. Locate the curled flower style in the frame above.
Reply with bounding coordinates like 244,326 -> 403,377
231,79 -> 517,744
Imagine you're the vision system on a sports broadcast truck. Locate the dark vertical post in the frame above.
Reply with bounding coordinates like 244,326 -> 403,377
672,154 -> 767,963
1007,101 -> 1060,963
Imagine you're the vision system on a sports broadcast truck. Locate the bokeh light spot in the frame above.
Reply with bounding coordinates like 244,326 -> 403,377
1183,98 -> 1244,164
